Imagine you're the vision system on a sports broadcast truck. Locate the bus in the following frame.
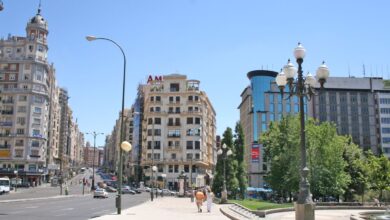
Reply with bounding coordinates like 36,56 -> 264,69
0,177 -> 10,195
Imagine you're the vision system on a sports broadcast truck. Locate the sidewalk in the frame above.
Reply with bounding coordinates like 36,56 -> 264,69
93,197 -> 229,220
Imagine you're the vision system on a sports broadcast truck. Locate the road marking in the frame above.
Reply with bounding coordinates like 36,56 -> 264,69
25,206 -> 38,209
60,208 -> 74,211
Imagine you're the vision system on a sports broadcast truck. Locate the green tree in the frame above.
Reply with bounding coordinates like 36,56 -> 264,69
262,115 -> 300,199
234,122 -> 248,199
263,116 -> 351,200
212,127 -> 239,198
306,120 -> 351,199
367,152 -> 390,201
342,138 -> 368,202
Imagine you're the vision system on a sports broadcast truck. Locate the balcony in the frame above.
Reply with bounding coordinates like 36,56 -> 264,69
1,110 -> 14,115
2,99 -> 14,104
0,144 -> 11,149
0,121 -> 13,126
167,134 -> 181,138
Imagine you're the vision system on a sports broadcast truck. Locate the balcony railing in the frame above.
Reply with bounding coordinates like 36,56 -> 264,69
1,110 -> 14,115
0,121 -> 13,126
0,144 -> 11,149
167,134 -> 181,138
2,99 -> 14,104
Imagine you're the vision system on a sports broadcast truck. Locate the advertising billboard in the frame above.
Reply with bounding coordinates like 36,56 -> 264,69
251,143 -> 261,163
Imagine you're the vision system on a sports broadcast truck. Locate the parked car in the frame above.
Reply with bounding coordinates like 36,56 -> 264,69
144,187 -> 151,192
105,186 -> 117,193
130,187 -> 141,194
121,187 -> 135,194
93,188 -> 108,198
162,189 -> 177,196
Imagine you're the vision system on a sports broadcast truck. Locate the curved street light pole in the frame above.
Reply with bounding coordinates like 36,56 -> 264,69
86,36 -> 127,215
86,131 -> 104,190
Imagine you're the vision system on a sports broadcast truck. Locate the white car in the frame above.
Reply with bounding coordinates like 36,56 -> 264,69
93,188 -> 108,198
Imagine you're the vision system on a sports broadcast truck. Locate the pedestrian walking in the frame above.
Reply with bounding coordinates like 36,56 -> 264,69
195,189 -> 205,212
205,186 -> 214,212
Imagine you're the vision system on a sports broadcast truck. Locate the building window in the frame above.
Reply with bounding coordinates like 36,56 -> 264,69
187,117 -> 193,124
153,153 -> 160,160
15,149 -> 23,158
15,140 -> 24,146
171,153 -> 176,159
19,95 -> 27,101
383,137 -> 390,144
186,153 -> 193,159
195,153 -> 200,159
150,96 -> 154,102
34,107 -> 42,114
188,96 -> 193,101
155,96 -> 161,102
148,118 -> 153,124
17,106 -> 26,113
382,128 -> 390,134
32,129 -> 40,136
32,141 -> 40,147
176,96 -> 180,103
174,165 -> 179,173
17,129 -> 24,135
168,165 -> 173,173
184,165 -> 189,173
194,141 -> 200,149
147,153 -> 152,159
186,141 -> 193,149
195,117 -> 201,124
170,83 -> 180,92
17,117 -> 25,125
169,96 -> 174,103
154,118 -> 161,124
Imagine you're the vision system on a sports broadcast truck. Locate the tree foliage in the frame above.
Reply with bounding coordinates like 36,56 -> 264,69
262,115 -> 353,199
234,122 -> 248,199
212,127 -> 239,198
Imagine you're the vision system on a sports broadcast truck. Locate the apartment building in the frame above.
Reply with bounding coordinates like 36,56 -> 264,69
140,74 -> 216,190
0,7 -> 84,185
0,7 -> 52,185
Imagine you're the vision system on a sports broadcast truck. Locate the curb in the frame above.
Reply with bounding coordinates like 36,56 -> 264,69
219,207 -> 241,220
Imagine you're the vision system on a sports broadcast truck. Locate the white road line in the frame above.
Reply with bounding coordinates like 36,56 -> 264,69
60,207 -> 74,211
25,206 -> 38,209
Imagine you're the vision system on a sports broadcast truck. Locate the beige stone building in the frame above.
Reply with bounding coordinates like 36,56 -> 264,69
141,74 -> 216,190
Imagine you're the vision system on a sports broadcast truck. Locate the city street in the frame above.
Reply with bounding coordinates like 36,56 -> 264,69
0,169 -> 150,220
0,192 -> 150,220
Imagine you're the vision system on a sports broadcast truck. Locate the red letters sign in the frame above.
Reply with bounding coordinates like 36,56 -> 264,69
147,75 -> 163,84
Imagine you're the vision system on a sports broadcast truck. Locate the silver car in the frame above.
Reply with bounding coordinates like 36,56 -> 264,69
93,188 -> 108,198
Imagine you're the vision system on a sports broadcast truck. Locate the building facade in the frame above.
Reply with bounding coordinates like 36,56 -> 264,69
140,74 -> 216,190
83,142 -> 99,168
0,7 -> 84,185
238,70 -> 302,187
239,72 -> 390,187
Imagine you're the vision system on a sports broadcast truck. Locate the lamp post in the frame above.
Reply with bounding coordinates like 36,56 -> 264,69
13,170 -> 18,192
217,143 -> 232,204
275,43 -> 329,220
152,165 -> 157,200
86,35 -> 128,215
86,131 -> 104,190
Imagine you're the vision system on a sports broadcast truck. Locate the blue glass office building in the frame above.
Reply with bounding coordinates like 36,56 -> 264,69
239,70 -> 305,187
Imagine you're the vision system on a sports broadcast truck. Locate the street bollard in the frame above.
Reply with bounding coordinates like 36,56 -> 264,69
115,195 -> 120,208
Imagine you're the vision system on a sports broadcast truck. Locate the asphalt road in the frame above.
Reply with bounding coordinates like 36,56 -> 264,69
0,192 -> 150,220
0,168 -> 151,220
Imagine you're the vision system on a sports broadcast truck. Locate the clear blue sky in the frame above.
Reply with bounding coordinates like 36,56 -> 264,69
1,0 -> 390,146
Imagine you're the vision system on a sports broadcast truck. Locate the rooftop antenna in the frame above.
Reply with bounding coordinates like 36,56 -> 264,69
363,64 -> 366,77
348,63 -> 351,77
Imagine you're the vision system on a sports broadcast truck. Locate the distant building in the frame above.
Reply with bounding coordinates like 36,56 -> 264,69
83,142 -> 99,168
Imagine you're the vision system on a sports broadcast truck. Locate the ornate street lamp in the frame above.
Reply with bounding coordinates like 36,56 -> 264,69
152,165 -> 157,199
86,35 -> 128,215
275,43 -> 329,220
217,143 -> 232,204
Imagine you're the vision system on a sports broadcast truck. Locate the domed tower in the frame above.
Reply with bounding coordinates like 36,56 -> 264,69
26,4 -> 48,54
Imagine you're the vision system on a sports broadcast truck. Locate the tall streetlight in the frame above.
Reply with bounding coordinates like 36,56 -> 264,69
86,131 -> 104,190
86,35 -> 128,214
217,143 -> 232,204
275,43 -> 329,220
